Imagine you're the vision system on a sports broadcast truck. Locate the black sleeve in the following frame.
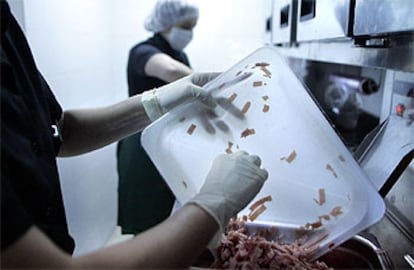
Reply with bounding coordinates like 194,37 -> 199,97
1,175 -> 33,250
129,44 -> 162,77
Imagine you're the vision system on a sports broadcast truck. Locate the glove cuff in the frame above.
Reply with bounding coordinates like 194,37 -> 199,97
141,89 -> 163,122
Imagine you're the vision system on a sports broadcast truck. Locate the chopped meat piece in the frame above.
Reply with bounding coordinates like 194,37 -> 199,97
249,195 -> 273,211
326,164 -> 338,178
280,150 -> 297,163
241,128 -> 256,138
305,220 -> 323,230
313,188 -> 326,206
225,141 -> 234,154
254,62 -> 270,67
318,215 -> 331,221
248,204 -> 266,222
187,124 -> 196,135
228,93 -> 237,103
241,101 -> 251,114
330,206 -> 343,217
260,67 -> 272,78
263,104 -> 270,112
253,81 -> 263,87
262,95 -> 269,101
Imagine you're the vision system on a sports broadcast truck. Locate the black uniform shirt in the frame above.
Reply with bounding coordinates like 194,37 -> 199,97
127,33 -> 190,96
1,0 -> 75,253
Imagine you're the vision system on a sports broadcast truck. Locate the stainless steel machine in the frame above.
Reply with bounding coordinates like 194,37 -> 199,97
269,0 -> 414,268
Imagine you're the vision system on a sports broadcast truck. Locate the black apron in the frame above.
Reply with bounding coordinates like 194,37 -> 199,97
117,34 -> 190,234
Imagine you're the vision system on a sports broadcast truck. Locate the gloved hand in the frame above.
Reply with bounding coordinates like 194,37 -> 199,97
141,72 -> 220,121
187,151 -> 268,247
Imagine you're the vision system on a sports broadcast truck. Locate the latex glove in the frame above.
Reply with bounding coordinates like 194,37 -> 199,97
141,72 -> 220,121
187,151 -> 268,246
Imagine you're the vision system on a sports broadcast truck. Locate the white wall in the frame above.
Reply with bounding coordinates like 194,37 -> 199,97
15,0 -> 271,255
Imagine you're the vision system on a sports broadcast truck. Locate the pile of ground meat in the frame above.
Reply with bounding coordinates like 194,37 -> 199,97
211,217 -> 333,270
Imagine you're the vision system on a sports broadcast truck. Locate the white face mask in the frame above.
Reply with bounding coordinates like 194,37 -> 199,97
166,27 -> 193,51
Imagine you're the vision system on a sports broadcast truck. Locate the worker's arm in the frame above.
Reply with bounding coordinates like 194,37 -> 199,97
1,204 -> 218,269
58,72 -> 219,157
145,53 -> 192,82
58,94 -> 148,157
2,152 -> 268,269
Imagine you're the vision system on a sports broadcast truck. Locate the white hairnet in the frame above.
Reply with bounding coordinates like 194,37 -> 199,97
144,0 -> 199,33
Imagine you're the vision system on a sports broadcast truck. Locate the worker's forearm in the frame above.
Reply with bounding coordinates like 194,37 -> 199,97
72,204 -> 218,268
58,95 -> 150,157
1,204 -> 218,269
145,53 -> 192,83
162,61 -> 192,82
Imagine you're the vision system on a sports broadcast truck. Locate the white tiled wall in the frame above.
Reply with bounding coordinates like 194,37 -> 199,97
12,0 -> 271,255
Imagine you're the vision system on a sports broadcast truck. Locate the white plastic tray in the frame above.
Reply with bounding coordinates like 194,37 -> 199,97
141,46 -> 385,258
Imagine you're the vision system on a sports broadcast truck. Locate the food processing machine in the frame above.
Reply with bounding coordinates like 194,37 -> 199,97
268,0 -> 414,268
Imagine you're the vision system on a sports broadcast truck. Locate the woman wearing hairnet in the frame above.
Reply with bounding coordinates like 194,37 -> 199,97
117,0 -> 199,235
